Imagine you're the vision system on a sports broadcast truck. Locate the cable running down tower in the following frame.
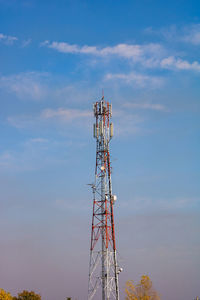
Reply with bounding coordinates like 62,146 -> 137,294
88,96 -> 121,300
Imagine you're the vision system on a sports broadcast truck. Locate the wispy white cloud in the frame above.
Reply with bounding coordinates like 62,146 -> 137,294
41,108 -> 91,122
7,105 -> 146,138
0,150 -> 32,171
21,38 -> 32,47
109,108 -> 146,137
160,56 -> 200,71
0,138 -> 67,172
123,102 -> 168,112
0,71 -> 100,105
182,24 -> 200,45
42,40 -> 164,64
105,72 -> 164,88
144,25 -> 178,41
7,107 -> 92,129
42,40 -> 200,74
0,72 -> 49,100
28,137 -> 48,143
145,23 -> 200,46
0,33 -> 18,45
7,114 -> 38,129
0,151 -> 14,168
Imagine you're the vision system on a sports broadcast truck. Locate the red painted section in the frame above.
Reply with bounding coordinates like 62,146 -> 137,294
90,101 -> 116,252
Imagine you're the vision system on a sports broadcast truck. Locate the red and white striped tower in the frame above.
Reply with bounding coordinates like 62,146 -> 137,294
88,96 -> 121,300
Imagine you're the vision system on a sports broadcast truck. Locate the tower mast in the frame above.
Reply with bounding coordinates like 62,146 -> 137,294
88,96 -> 120,300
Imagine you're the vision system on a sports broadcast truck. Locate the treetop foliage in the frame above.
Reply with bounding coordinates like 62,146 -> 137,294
0,289 -> 13,300
13,290 -> 41,300
125,275 -> 160,300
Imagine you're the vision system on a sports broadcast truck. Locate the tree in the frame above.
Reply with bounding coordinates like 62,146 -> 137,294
13,291 -> 41,300
0,289 -> 13,300
125,275 -> 160,300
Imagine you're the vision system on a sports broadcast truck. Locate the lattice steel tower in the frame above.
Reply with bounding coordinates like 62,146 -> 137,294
88,96 -> 121,300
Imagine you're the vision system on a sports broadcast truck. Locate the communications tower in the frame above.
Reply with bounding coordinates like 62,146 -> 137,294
88,96 -> 121,300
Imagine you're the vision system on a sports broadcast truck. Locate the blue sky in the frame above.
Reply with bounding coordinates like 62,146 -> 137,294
0,1 -> 200,299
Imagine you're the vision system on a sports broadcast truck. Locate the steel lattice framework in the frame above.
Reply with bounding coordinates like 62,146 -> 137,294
88,97 -> 120,300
